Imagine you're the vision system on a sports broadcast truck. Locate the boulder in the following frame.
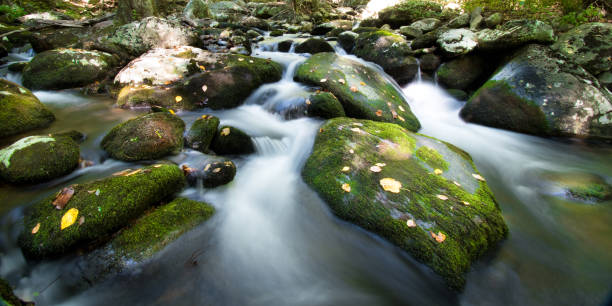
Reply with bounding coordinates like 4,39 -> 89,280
436,54 -> 488,90
447,13 -> 469,29
307,92 -> 345,119
461,44 -> 612,139
378,1 -> 443,28
294,52 -> 420,131
30,26 -> 91,53
0,79 -> 55,139
551,22 -> 612,76
239,16 -> 270,30
437,29 -> 477,57
302,117 -> 508,289
338,31 -> 358,53
186,114 -> 220,153
277,39 -> 294,52
202,160 -> 237,187
101,112 -> 185,161
353,30 -> 418,85
210,126 -> 255,155
411,29 -> 439,49
22,49 -> 118,90
295,38 -> 334,54
209,1 -> 248,22
184,0 -> 211,20
419,53 -> 441,72
399,25 -> 422,39
252,1 -> 288,19
410,18 -> 441,33
0,135 -> 79,184
116,0 -> 177,24
312,19 -> 353,35
477,19 -> 555,51
18,164 -> 185,259
485,13 -> 503,28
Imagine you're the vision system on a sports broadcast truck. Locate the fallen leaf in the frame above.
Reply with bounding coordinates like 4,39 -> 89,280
370,165 -> 382,172
380,178 -> 402,193
204,164 -> 211,171
375,163 -> 386,167
182,165 -> 196,175
350,86 -> 358,92
31,223 -> 40,234
338,79 -> 345,84
78,216 -> 85,226
398,115 -> 405,122
341,183 -> 351,192
125,169 -> 142,176
199,65 -> 206,71
221,127 -> 231,136
305,99 -> 311,105
434,169 -> 443,175
53,187 -> 75,210
406,219 -> 416,227
350,127 -> 361,133
320,78 -> 327,83
238,57 -> 244,62
436,195 -> 448,200
399,105 -> 405,112
249,60 -> 254,63
202,85 -> 208,92
359,81 -> 365,86
431,231 -> 446,243
472,173 -> 486,181
391,110 -> 398,119
153,164 -> 163,168
112,169 -> 135,177
375,110 -> 383,117
462,201 -> 470,206
169,109 -> 176,115
342,166 -> 350,172
61,208 -> 79,230
212,167 -> 221,173
349,149 -> 354,154
453,181 -> 461,187
175,96 -> 183,103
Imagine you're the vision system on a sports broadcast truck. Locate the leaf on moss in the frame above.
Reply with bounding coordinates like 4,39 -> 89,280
202,85 -> 208,92
431,231 -> 446,243
472,173 -> 486,181
398,115 -> 405,122
453,181 -> 461,187
175,96 -> 183,103
380,178 -> 401,193
338,79 -> 345,84
462,201 -> 470,206
375,163 -> 386,167
221,127 -> 231,136
342,183 -> 351,192
53,187 -> 75,210
399,105 -> 405,112
320,78 -> 327,83
350,86 -> 358,92
376,110 -> 383,117
434,169 -> 443,175
406,219 -> 416,227
341,166 -> 350,172
359,81 -> 365,86
31,223 -> 40,234
370,165 -> 382,172
436,194 -> 448,200
78,216 -> 85,226
61,208 -> 79,230
212,167 -> 221,173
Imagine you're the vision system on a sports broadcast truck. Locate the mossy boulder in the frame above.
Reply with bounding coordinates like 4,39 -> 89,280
30,26 -> 91,53
551,23 -> 612,76
111,197 -> 214,261
0,79 -> 55,139
476,19 -> 555,51
338,31 -> 358,53
294,52 -> 420,132
101,112 -> 185,161
184,0 -> 211,20
302,117 -> 508,289
22,48 -> 118,90
461,44 -> 612,139
399,25 -> 422,39
202,160 -> 237,188
540,171 -> 612,203
307,92 -> 346,119
0,278 -> 32,306
295,38 -> 334,54
210,126 -> 255,155
18,164 -> 185,259
378,0 -> 443,28
437,29 -> 478,57
437,54 -> 487,90
312,19 -> 354,35
209,1 -> 249,22
353,30 -> 418,85
447,13 -> 470,29
0,135 -> 79,184
186,115 -> 220,153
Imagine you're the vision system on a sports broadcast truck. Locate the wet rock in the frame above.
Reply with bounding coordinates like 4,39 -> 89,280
485,13 -> 503,28
184,0 -> 211,20
338,31 -> 358,53
52,130 -> 86,143
22,48 -> 118,90
447,13 -> 469,29
354,30 -> 418,85
411,29 -> 439,49
295,52 -> 420,131
436,54 -> 488,90
0,278 -> 31,306
419,53 -> 441,72
378,1 -> 443,28
600,72 -> 612,90
437,29 -> 477,57
302,117 -> 508,289
186,115 -> 220,153
278,39 -> 293,52
551,23 -> 612,76
0,24 -> 33,50
312,19 -> 353,35
0,79 -> 55,139
477,19 -> 555,51
270,29 -> 284,37
410,18 -> 441,33
101,112 -> 185,161
18,164 -> 185,259
7,62 -> 27,72
446,88 -> 468,101
461,44 -> 612,139
202,160 -> 237,187
307,92 -> 345,119
469,14 -> 483,30
295,38 -> 334,54
0,135 -> 79,184
210,126 -> 255,155
399,25 -> 422,39
210,1 -> 248,22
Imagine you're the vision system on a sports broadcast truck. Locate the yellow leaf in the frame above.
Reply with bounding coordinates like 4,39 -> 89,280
462,201 -> 470,206
221,127 -> 231,136
61,208 -> 79,230
472,173 -> 486,181
398,115 -> 405,122
342,183 -> 351,192
31,223 -> 40,234
453,181 -> 461,187
341,166 -> 350,172
212,167 -> 221,173
305,99 -> 311,105
406,219 -> 416,227
359,81 -> 365,86
204,163 -> 211,171
320,78 -> 327,83
431,231 -> 446,243
175,96 -> 183,103
153,164 -> 163,168
399,105 -> 405,112
370,165 -> 382,172
375,163 -> 386,167
434,169 -> 443,175
169,109 -> 176,115
436,194 -> 448,200
380,178 -> 401,193
199,65 -> 206,71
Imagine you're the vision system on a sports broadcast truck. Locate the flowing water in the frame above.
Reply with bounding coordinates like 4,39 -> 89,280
0,42 -> 611,306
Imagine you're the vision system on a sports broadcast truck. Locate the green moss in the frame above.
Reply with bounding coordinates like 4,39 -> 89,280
112,197 -> 214,261
302,118 -> 508,289
308,92 -> 346,119
416,146 -> 449,171
186,115 -> 220,153
568,183 -> 612,201
210,125 -> 255,155
18,164 -> 186,259
0,79 -> 55,138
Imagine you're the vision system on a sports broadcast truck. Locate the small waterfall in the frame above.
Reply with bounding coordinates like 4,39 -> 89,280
415,58 -> 422,83
253,136 -> 290,155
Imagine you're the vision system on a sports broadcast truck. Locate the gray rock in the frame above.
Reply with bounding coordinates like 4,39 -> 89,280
410,18 -> 441,33
477,19 -> 555,51
399,25 -> 423,39
470,14 -> 483,30
436,54 -> 487,90
448,13 -> 470,29
485,13 -> 503,28
551,22 -> 612,76
437,29 -> 477,57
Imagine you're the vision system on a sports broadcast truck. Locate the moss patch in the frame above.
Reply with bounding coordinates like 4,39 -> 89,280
0,79 -> 55,139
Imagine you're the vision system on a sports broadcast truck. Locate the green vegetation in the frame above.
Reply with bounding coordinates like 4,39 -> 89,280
0,4 -> 26,23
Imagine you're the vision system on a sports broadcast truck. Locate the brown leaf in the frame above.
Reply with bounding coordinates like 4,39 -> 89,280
31,223 -> 40,234
113,169 -> 133,176
125,169 -> 143,176
78,216 -> 85,226
431,231 -> 446,243
375,110 -> 383,117
53,187 -> 75,210
212,167 -> 221,173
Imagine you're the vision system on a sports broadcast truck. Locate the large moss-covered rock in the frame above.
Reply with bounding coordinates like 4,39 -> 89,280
0,135 -> 79,184
338,31 -> 358,52
410,18 -> 441,33
476,19 -> 555,51
295,38 -> 334,54
22,49 -> 118,90
378,0 -> 443,28
202,160 -> 236,187
101,112 -> 185,161
30,26 -> 91,53
0,79 -> 55,139
312,19 -> 354,35
307,92 -> 346,119
353,30 -> 418,85
18,164 -> 185,259
210,126 -> 255,155
186,115 -> 220,153
294,52 -> 420,131
461,44 -> 612,139
436,54 -> 487,90
303,118 -> 507,289
551,23 -> 612,76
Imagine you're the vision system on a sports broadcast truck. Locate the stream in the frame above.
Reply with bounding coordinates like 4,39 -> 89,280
0,40 -> 611,306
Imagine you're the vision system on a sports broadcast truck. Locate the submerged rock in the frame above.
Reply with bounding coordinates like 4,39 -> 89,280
0,135 -> 79,184
542,171 -> 612,203
101,112 -> 185,161
294,52 -> 420,132
477,19 -> 555,51
210,126 -> 255,155
295,38 -> 334,54
0,79 -> 55,139
185,115 -> 220,153
22,48 -> 118,90
18,164 -> 185,259
307,92 -> 346,119
551,22 -> 612,76
353,30 -> 418,85
202,160 -> 237,187
302,118 -> 508,289
461,44 -> 612,139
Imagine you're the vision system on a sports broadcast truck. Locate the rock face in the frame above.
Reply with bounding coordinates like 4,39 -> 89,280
210,126 -> 255,155
461,44 -> 612,139
0,79 -> 55,138
18,164 -> 185,259
101,112 -> 185,161
353,30 -> 418,85
22,49 -> 118,90
185,115 -> 220,153
437,29 -> 477,57
302,118 -> 508,289
294,38 -> 334,54
378,1 -> 443,28
477,19 -> 555,51
0,135 -> 80,184
294,52 -> 420,132
552,23 -> 612,76
98,17 -> 198,57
